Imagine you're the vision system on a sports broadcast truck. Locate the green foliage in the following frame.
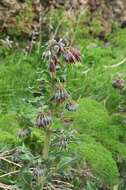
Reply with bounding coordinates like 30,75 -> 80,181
0,114 -> 19,148
0,130 -> 17,148
46,8 -> 90,43
0,113 -> 41,151
0,49 -> 41,111
0,114 -> 20,133
0,112 -> 64,153
1,8 -> 126,189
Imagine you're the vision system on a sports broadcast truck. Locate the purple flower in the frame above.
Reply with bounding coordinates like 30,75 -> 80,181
36,112 -> 52,129
55,85 -> 69,103
63,48 -> 81,63
112,77 -> 125,90
66,101 -> 79,112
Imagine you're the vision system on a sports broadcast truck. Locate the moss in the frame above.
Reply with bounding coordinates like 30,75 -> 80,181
106,91 -> 122,113
101,138 -> 126,160
64,99 -> 126,161
0,114 -> 20,134
64,98 -> 110,135
69,135 -> 119,187
0,114 -> 21,147
0,114 -> 20,136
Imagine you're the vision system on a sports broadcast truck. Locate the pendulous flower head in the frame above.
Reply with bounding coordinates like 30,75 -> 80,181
63,48 -> 81,64
18,128 -> 31,139
55,84 -> 69,103
112,77 -> 125,90
32,167 -> 45,178
66,101 -> 79,112
36,112 -> 52,129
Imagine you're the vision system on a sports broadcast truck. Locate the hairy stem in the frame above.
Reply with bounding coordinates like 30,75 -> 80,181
43,130 -> 51,160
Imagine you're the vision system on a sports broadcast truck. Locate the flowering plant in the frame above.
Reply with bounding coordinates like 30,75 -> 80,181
36,38 -> 81,159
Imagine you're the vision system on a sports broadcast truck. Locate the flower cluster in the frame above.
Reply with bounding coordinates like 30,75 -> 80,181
57,130 -> 76,150
36,39 -> 81,131
33,39 -> 81,163
44,39 -> 81,76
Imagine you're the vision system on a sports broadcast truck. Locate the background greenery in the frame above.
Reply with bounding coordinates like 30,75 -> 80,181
1,8 -> 126,190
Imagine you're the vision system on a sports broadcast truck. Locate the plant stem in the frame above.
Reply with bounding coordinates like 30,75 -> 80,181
43,129 -> 51,160
38,176 -> 45,190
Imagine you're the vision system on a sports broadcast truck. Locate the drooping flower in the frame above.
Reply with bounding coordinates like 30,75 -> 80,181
12,150 -> 21,163
18,128 -> 31,139
63,51 -> 76,63
55,85 -> 69,103
32,167 -> 45,178
70,48 -> 81,62
59,134 -> 68,149
63,48 -> 81,64
66,101 -> 79,112
59,137 -> 68,149
36,112 -> 52,129
112,77 -> 125,90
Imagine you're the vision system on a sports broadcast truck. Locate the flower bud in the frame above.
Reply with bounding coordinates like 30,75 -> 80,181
49,59 -> 56,73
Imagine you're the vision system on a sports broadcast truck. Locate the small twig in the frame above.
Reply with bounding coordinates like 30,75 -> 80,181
104,57 -> 126,68
0,182 -> 18,190
0,156 -> 22,168
45,183 -> 55,190
71,168 -> 96,179
52,180 -> 74,187
0,170 -> 19,178
0,148 -> 15,156
82,68 -> 90,74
